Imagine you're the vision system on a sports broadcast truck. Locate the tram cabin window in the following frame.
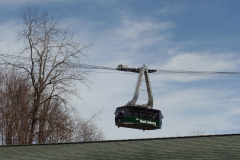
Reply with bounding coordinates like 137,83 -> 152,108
153,110 -> 159,120
124,107 -> 134,117
147,113 -> 153,120
134,112 -> 140,118
153,114 -> 159,120
140,113 -> 147,119
115,107 -> 124,118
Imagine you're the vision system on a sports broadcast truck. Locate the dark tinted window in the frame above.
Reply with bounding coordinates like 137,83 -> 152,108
124,107 -> 134,117
115,107 -> 124,114
153,110 -> 159,120
115,107 -> 124,118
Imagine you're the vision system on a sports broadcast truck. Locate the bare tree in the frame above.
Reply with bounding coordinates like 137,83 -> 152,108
73,109 -> 105,142
35,98 -> 75,143
76,121 -> 105,141
0,69 -> 32,145
35,100 -> 105,143
0,69 -> 105,145
2,5 -> 97,144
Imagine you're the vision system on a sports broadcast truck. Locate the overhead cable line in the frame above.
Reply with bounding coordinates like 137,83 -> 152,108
154,69 -> 240,77
0,54 -> 240,77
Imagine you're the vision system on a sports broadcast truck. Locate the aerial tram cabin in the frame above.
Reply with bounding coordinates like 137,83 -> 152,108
114,64 -> 163,131
115,106 -> 162,130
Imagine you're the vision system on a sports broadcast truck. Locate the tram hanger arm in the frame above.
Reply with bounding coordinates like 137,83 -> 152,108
123,65 -> 154,109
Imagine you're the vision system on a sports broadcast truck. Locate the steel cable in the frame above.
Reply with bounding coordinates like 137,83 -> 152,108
1,54 -> 240,77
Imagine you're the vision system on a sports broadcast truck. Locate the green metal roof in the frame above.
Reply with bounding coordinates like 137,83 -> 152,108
0,134 -> 240,159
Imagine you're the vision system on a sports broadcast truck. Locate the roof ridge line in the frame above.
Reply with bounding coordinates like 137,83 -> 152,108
1,133 -> 240,147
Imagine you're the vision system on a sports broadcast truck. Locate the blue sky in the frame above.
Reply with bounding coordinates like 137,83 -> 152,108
0,0 -> 240,140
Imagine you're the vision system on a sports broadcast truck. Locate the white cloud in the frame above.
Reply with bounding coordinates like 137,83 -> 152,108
75,18 -> 175,68
150,52 -> 240,82
162,53 -> 238,71
117,20 -> 174,39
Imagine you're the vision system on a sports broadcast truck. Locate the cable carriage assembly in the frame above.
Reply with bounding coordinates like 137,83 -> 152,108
114,64 -> 163,131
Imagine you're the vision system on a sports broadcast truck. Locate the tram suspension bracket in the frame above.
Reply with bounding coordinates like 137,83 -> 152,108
118,64 -> 154,109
